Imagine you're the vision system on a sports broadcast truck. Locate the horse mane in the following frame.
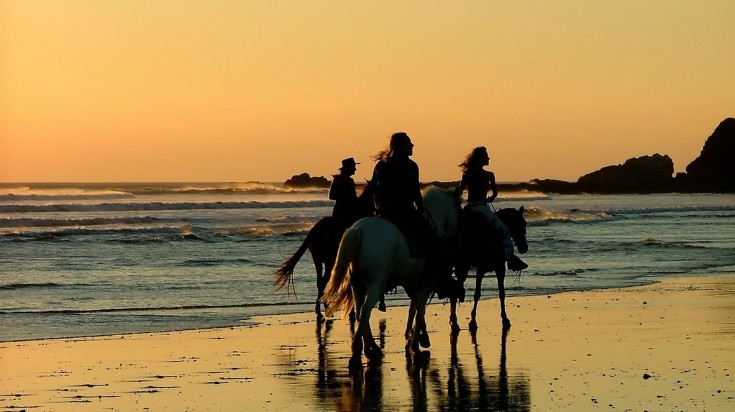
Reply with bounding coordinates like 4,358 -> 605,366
422,186 -> 460,240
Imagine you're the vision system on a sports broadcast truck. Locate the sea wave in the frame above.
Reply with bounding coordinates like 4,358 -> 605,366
0,215 -> 164,228
0,182 -> 326,200
0,193 -> 136,201
0,282 -> 86,291
524,204 -> 735,226
0,222 -> 315,241
0,200 -> 333,213
605,205 -> 735,215
524,206 -> 614,225
0,301 -> 308,315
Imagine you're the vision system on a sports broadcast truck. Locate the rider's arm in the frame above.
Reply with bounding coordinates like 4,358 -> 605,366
328,177 -> 339,201
458,173 -> 467,197
487,171 -> 498,203
412,162 -> 423,210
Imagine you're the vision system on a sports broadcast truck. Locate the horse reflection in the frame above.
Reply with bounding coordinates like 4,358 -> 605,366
295,318 -> 530,411
418,329 -> 530,411
347,319 -> 387,411
314,319 -> 388,411
315,320 -> 340,399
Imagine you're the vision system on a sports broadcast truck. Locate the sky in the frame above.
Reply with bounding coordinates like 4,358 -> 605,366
1,0 -> 734,183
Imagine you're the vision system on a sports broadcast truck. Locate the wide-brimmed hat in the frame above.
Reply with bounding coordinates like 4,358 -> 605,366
340,157 -> 359,170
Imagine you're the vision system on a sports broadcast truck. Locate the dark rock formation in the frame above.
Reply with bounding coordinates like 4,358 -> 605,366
284,173 -> 330,189
576,153 -> 675,193
675,118 -> 735,192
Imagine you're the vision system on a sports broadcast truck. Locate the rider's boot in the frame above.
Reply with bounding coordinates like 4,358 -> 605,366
507,255 -> 528,271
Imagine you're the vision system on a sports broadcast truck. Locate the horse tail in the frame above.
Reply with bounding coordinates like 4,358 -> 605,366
273,228 -> 312,291
323,227 -> 361,318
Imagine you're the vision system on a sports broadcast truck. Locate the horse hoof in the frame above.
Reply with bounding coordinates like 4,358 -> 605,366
418,331 -> 431,349
468,320 -> 478,331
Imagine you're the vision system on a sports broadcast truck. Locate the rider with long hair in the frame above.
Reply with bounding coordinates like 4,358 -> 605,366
458,146 -> 528,271
371,132 -> 464,300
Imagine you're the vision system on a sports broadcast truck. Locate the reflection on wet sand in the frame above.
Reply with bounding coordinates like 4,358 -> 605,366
282,318 -> 531,411
425,328 -> 530,411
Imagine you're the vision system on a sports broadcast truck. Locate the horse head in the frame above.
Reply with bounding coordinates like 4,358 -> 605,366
495,206 -> 528,254
356,179 -> 376,218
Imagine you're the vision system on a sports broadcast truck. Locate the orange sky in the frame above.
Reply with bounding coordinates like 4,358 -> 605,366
2,1 -> 734,183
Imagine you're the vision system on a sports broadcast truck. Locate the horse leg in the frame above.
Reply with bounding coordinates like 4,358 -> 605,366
314,262 -> 325,322
349,283 -> 367,367
409,289 -> 431,365
497,267 -> 511,329
405,300 -> 416,341
469,270 -> 484,331
449,298 -> 460,334
358,287 -> 383,363
450,264 -> 469,334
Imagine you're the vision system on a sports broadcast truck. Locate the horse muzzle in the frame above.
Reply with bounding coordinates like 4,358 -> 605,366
516,242 -> 529,254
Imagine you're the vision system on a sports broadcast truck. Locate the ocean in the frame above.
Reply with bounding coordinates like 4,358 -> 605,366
1,182 -> 734,342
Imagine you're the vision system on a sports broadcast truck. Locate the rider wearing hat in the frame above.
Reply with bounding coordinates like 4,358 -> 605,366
329,157 -> 360,229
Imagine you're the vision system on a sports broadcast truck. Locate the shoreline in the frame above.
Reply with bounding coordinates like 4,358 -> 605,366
2,275 -> 734,410
4,270 -> 734,344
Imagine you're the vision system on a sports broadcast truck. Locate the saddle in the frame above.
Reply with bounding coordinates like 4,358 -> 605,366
396,224 -> 426,258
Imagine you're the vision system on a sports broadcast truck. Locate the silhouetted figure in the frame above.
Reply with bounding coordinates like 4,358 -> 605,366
329,157 -> 360,229
458,146 -> 527,272
370,132 -> 463,300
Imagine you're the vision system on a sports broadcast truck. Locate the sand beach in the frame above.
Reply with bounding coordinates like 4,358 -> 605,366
2,275 -> 734,411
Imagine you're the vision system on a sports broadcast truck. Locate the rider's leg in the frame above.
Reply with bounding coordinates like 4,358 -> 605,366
482,208 -> 527,271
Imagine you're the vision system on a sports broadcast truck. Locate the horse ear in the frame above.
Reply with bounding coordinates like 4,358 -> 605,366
519,205 -> 524,214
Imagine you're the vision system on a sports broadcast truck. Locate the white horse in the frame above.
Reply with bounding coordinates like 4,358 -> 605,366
322,186 -> 461,367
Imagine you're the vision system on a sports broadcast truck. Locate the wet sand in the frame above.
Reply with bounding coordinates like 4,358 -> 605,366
2,275 -> 734,411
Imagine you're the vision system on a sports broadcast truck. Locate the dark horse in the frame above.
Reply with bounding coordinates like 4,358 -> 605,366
274,184 -> 375,321
449,206 -> 528,332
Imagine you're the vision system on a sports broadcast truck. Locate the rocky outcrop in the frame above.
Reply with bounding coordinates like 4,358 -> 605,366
576,154 -> 675,193
518,117 -> 734,193
675,118 -> 735,192
284,173 -> 330,189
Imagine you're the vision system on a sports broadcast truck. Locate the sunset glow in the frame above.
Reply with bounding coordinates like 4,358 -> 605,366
2,1 -> 734,182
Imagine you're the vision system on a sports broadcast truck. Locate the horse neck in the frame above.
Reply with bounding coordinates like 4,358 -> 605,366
424,190 -> 459,241
495,208 -> 519,237
356,185 -> 375,217
495,208 -> 512,225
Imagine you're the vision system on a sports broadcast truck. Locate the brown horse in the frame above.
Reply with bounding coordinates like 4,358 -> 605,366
274,184 -> 375,321
449,206 -> 528,332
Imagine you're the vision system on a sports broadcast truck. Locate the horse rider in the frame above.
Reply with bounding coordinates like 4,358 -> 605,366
457,146 -> 528,271
370,132 -> 464,300
329,157 -> 360,229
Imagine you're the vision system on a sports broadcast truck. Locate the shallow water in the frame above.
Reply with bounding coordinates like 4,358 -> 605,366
2,182 -> 734,341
